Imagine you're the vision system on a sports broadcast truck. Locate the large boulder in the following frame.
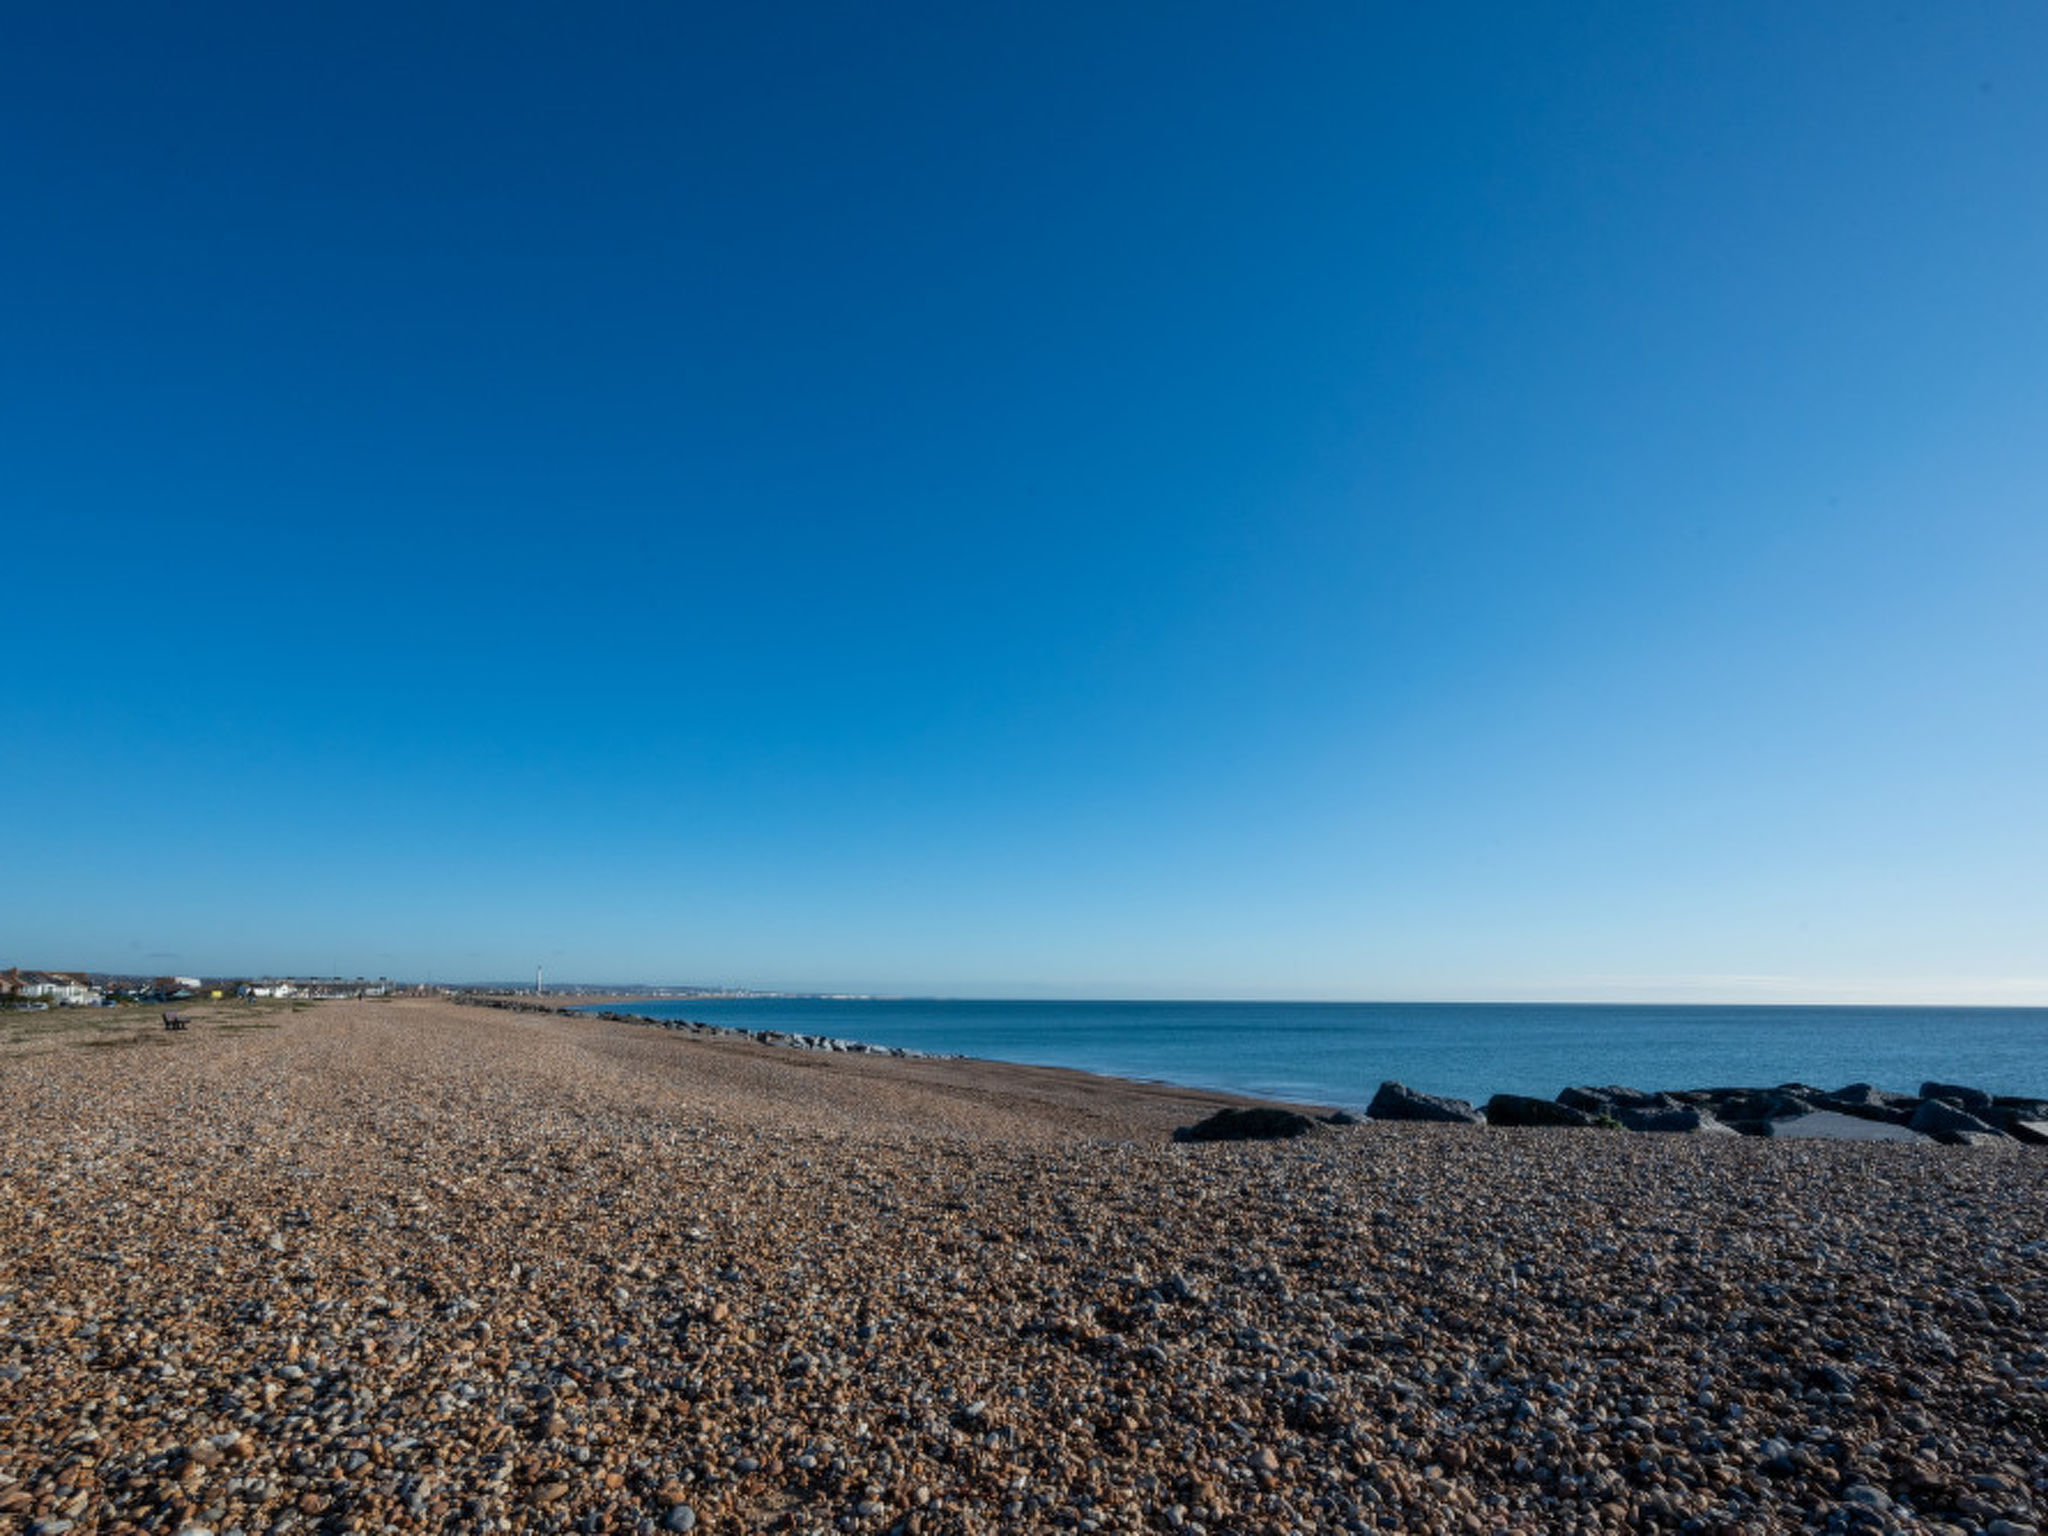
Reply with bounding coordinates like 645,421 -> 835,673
1557,1085 -> 1677,1118
2006,1120 -> 2048,1147
1909,1098 -> 2002,1142
1921,1081 -> 1994,1110
1813,1084 -> 1917,1126
1825,1082 -> 1909,1109
1484,1094 -> 1598,1129
1174,1106 -> 1320,1143
1367,1081 -> 1482,1125
1618,1106 -> 1737,1135
1987,1098 -> 2048,1134
1699,1088 -> 1817,1125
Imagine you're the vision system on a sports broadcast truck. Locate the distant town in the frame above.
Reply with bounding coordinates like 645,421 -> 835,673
0,968 -> 777,1009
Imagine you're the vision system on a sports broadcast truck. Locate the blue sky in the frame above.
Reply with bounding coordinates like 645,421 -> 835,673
6,4 -> 2045,999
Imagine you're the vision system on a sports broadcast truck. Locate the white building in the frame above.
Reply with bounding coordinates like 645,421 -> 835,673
22,971 -> 102,1006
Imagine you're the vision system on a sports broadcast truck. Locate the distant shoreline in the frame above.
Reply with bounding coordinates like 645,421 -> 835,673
481,990 -> 2048,1010
464,993 -> 2048,1149
521,992 -> 2048,1112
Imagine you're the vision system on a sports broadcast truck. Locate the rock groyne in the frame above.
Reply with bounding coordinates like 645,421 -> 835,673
1362,1077 -> 2048,1146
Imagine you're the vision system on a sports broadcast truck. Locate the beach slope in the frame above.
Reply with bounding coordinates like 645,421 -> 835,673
1,997 -> 2043,1533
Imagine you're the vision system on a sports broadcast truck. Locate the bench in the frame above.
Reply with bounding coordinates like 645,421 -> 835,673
162,1011 -> 190,1031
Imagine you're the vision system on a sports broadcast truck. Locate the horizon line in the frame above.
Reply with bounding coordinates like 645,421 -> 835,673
540,990 -> 2048,1010
22,967 -> 2048,1009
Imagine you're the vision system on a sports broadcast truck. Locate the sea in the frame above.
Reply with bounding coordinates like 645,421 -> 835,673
575,998 -> 2048,1113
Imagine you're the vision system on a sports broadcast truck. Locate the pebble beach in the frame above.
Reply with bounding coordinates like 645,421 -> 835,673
2,998 -> 2043,1536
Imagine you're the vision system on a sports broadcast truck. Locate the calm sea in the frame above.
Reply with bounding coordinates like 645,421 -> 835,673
576,998 -> 2048,1113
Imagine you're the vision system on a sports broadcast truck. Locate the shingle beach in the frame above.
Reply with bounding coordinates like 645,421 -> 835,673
2,998 -> 2043,1536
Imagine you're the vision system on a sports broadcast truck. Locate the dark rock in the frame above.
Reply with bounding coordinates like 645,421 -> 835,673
1909,1098 -> 2002,1141
2006,1119 -> 2048,1147
1318,1110 -> 1361,1126
1483,1094 -> 1597,1129
1983,1105 -> 2032,1134
1174,1107 -> 1320,1143
1984,1100 -> 2048,1134
1367,1081 -> 1482,1125
1618,1106 -> 1736,1135
1825,1082 -> 1913,1111
1556,1085 -> 1677,1117
1939,1130 -> 2009,1148
1700,1088 -> 1816,1123
1921,1081 -> 1993,1110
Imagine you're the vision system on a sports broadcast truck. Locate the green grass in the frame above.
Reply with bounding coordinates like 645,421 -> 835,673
0,996 -> 302,1053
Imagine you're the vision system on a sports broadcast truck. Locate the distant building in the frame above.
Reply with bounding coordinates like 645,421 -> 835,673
297,979 -> 388,999
19,970 -> 102,1006
237,979 -> 388,1000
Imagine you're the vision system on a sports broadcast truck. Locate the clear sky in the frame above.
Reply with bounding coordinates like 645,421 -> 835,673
6,4 -> 2045,999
